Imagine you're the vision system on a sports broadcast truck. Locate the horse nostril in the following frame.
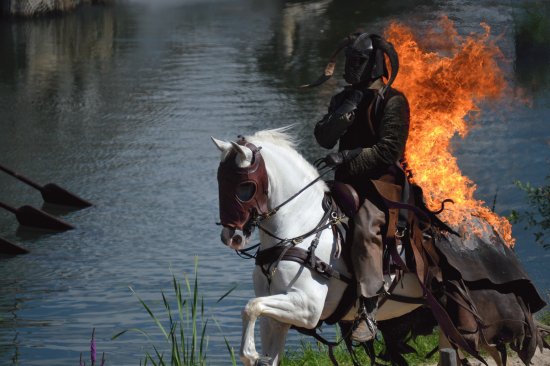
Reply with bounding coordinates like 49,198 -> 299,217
221,227 -> 236,245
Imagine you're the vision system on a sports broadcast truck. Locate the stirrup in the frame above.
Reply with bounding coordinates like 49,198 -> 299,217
351,316 -> 377,343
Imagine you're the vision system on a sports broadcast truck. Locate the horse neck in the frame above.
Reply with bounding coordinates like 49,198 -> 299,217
259,148 -> 327,247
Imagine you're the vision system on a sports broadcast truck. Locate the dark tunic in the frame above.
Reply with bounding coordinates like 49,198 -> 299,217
314,82 -> 410,198
314,82 -> 412,299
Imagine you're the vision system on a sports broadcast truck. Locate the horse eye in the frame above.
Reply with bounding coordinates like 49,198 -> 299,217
236,182 -> 256,202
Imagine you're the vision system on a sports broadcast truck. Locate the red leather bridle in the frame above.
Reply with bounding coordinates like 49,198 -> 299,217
217,139 -> 269,231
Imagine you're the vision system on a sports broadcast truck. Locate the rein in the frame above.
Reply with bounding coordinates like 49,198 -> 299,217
256,166 -> 334,221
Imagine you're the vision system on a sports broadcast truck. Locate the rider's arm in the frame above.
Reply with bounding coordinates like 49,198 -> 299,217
346,94 -> 410,176
314,90 -> 362,149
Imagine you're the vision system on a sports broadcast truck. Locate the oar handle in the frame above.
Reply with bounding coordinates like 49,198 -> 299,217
0,164 -> 43,190
0,200 -> 17,214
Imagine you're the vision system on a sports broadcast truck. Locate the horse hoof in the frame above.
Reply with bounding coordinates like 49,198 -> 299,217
255,356 -> 272,366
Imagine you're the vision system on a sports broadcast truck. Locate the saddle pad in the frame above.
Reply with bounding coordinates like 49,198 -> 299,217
435,216 -> 546,313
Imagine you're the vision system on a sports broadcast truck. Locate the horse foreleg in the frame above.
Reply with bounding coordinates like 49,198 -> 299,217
259,317 -> 290,365
240,292 -> 322,366
241,306 -> 260,366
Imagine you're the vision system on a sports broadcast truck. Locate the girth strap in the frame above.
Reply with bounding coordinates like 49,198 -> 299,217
255,246 -> 353,285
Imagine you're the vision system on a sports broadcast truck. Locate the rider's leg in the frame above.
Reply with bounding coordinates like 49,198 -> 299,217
350,197 -> 386,342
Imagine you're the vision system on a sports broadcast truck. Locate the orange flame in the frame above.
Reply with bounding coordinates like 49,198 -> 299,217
385,18 -> 514,246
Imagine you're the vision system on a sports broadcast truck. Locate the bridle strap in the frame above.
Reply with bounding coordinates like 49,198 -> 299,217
256,195 -> 335,243
233,164 -> 335,260
257,166 -> 334,221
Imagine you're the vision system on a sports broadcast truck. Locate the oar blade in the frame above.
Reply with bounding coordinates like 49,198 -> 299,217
16,205 -> 74,232
41,183 -> 93,208
0,236 -> 29,255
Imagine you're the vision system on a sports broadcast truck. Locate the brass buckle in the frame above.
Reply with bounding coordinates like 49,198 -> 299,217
395,227 -> 407,239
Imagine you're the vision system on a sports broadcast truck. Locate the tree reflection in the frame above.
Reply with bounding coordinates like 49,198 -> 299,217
0,5 -> 116,103
514,1 -> 550,94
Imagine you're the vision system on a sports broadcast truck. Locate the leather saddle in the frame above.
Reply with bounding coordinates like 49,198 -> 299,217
327,180 -> 360,219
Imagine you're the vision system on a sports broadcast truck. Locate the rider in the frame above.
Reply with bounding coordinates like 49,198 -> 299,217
309,32 -> 410,342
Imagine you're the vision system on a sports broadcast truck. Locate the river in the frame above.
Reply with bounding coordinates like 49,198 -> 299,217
0,0 -> 548,365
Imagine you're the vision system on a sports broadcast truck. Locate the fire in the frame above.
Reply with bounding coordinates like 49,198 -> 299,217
385,18 -> 515,246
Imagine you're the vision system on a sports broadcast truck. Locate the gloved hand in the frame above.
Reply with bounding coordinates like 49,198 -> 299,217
315,148 -> 362,169
333,89 -> 364,116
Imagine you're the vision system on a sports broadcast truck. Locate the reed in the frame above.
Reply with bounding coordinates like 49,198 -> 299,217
112,257 -> 237,366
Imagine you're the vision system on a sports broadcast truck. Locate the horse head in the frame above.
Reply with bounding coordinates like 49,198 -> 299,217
211,137 -> 269,250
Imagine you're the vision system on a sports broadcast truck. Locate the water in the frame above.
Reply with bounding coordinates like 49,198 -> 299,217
0,0 -> 549,365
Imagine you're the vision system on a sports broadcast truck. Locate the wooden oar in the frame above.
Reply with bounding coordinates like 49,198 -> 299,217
0,236 -> 29,255
0,163 -> 92,208
0,200 -> 74,231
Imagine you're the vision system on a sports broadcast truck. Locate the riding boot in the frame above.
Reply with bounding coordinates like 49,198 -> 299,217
351,295 -> 379,343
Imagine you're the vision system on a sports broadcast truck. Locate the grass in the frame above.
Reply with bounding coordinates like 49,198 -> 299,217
281,328 -> 439,366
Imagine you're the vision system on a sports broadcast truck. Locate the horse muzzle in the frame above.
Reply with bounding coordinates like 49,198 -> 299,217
220,226 -> 250,250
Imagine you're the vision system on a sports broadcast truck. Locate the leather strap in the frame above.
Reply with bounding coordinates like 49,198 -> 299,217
256,246 -> 353,285
386,237 -> 488,365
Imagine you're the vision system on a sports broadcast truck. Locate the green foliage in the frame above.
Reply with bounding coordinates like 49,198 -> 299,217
510,176 -> 550,248
540,310 -> 550,326
112,257 -> 237,366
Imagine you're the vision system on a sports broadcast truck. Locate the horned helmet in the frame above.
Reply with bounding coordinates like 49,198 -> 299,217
302,32 -> 399,93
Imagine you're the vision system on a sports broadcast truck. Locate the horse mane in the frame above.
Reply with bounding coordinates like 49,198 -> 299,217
247,126 -> 299,151
245,126 -> 327,190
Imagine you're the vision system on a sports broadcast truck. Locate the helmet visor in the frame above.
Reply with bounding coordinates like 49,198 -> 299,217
343,34 -> 373,85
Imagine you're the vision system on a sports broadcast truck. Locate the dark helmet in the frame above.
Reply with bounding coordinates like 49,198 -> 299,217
343,33 -> 386,85
301,33 -> 399,93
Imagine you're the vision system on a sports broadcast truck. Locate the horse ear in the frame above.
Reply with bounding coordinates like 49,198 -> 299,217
211,137 -> 232,152
230,141 -> 253,167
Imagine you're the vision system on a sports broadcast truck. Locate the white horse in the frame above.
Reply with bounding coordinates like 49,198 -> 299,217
212,128 -> 424,366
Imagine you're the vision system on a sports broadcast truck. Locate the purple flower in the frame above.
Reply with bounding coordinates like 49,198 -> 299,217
90,328 -> 96,366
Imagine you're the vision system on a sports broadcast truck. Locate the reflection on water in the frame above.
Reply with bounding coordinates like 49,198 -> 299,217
514,1 -> 550,94
0,1 -> 549,365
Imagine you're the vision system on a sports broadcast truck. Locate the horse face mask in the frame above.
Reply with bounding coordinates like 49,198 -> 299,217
216,139 -> 269,232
